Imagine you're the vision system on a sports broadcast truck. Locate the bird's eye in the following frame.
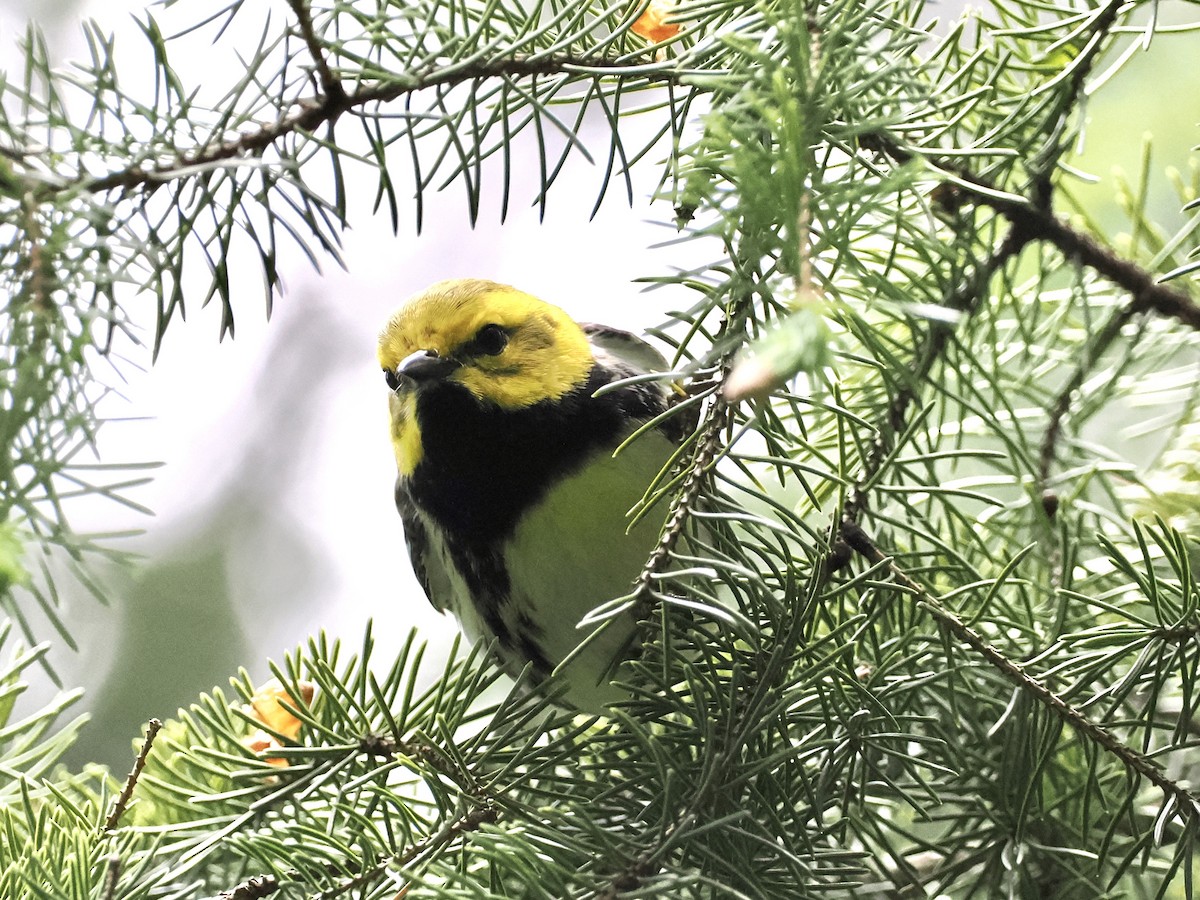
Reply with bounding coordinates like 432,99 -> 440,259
383,368 -> 402,391
469,323 -> 509,357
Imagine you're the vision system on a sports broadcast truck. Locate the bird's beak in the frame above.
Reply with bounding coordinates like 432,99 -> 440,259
395,349 -> 460,384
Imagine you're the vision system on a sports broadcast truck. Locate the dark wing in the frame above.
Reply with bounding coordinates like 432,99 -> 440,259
395,480 -> 452,613
582,322 -> 697,443
582,322 -> 671,375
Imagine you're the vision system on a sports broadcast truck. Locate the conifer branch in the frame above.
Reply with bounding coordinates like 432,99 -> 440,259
840,223 -> 1029,529
840,521 -> 1200,827
861,133 -> 1200,331
75,54 -> 678,199
319,802 -> 499,899
100,855 -> 122,900
208,725 -> 508,898
1025,0 -> 1123,182
630,388 -> 729,607
861,123 -> 1200,505
6,0 -> 1199,894
993,196 -> 1200,329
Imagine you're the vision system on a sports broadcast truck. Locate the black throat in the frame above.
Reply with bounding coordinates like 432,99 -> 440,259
405,365 -> 651,546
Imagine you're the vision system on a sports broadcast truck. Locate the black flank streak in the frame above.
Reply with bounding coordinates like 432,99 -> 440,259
515,618 -> 553,678
448,538 -> 512,635
395,484 -> 436,602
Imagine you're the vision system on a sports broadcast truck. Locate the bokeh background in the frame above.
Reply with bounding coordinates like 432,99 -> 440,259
2,0 -> 1197,772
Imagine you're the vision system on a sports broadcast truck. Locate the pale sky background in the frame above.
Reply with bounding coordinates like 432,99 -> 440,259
2,0 -> 1197,768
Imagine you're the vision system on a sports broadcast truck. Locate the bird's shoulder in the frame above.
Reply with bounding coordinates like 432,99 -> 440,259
582,322 -> 671,376
582,322 -> 694,442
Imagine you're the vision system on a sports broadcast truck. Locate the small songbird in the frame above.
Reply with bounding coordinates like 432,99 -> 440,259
378,279 -> 689,709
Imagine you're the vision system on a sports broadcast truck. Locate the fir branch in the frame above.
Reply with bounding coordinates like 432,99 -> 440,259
998,198 -> 1200,329
628,294 -> 749,609
1026,0 -> 1125,181
840,222 -> 1029,529
246,729 -> 509,898
76,53 -> 678,199
6,1 -> 1200,895
840,520 -> 1200,827
362,731 -> 491,801
631,388 -> 729,611
862,133 -> 1200,331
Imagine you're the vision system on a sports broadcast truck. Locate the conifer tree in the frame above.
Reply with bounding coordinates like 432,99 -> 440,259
2,0 -> 1199,896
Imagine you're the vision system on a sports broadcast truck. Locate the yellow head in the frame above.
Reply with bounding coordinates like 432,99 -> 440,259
378,279 -> 594,475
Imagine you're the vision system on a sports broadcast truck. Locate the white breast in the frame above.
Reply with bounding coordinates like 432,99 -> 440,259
502,431 -> 675,707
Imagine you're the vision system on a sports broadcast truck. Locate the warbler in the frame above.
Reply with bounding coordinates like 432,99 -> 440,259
378,278 -> 689,709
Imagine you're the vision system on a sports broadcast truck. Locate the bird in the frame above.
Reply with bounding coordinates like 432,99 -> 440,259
377,278 -> 691,710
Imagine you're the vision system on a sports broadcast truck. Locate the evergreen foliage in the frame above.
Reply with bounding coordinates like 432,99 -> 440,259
1,0 -> 1199,896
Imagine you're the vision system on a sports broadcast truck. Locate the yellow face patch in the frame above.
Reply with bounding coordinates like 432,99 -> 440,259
378,279 -> 594,411
388,390 -> 422,476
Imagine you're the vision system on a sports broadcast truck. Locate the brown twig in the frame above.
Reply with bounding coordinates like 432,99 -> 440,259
100,855 -> 122,900
103,718 -> 162,832
285,0 -> 346,104
1000,199 -> 1200,330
